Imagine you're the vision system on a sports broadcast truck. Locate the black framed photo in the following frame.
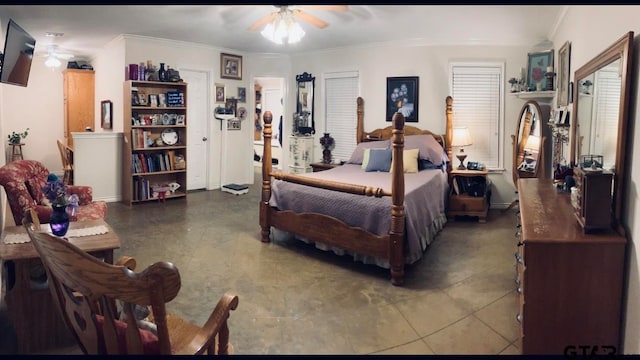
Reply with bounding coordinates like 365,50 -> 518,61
386,76 -> 419,122
238,87 -> 246,103
101,100 -> 112,129
527,49 -> 554,91
220,53 -> 242,80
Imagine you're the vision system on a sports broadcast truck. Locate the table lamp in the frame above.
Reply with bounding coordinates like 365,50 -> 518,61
452,127 -> 472,170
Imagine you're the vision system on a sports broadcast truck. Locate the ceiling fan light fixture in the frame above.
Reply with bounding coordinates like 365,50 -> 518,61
260,9 -> 305,45
45,55 -> 62,68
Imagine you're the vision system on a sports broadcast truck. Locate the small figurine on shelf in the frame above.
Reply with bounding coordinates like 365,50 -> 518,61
508,78 -> 519,93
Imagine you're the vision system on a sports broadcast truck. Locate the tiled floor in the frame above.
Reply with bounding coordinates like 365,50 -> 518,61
25,170 -> 520,355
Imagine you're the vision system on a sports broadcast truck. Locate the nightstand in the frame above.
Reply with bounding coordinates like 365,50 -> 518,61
448,168 -> 490,223
310,162 -> 340,172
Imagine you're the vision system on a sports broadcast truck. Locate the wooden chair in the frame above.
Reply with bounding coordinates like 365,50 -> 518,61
22,210 -> 239,355
56,139 -> 74,185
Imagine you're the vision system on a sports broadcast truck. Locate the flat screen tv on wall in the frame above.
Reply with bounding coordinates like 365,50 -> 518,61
0,19 -> 36,87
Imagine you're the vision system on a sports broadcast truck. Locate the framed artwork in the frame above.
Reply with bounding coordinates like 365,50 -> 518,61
137,90 -> 147,106
149,94 -> 158,107
386,76 -> 419,122
220,53 -> 242,80
238,87 -> 246,103
158,93 -> 167,107
101,100 -> 112,129
225,98 -> 238,116
557,41 -> 571,106
215,83 -> 225,103
527,49 -> 554,91
227,118 -> 241,130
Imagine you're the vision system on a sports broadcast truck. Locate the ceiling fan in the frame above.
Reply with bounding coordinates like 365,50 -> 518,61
38,44 -> 74,67
248,5 -> 349,32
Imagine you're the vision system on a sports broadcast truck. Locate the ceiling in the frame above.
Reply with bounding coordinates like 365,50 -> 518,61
0,5 -> 566,60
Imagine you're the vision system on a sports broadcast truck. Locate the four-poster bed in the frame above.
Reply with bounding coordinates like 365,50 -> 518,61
259,96 -> 453,285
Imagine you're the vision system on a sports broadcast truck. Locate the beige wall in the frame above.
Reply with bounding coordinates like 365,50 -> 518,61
550,5 -> 640,353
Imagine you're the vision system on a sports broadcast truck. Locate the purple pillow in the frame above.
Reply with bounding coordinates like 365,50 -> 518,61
347,140 -> 390,165
404,134 -> 447,166
364,148 -> 392,172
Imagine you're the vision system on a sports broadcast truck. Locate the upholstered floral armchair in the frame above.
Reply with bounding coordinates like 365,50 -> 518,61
0,160 -> 107,225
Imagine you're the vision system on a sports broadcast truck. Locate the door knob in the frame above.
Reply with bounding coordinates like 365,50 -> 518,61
202,137 -> 208,141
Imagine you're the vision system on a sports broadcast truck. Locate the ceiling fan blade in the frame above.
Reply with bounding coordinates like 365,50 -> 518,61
248,12 -> 277,31
56,53 -> 74,60
293,10 -> 328,29
299,5 -> 348,12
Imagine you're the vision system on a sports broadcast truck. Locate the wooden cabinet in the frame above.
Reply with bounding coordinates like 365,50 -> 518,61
572,167 -> 614,232
63,69 -> 95,148
288,135 -> 314,173
122,80 -> 188,205
516,178 -> 625,354
448,169 -> 490,223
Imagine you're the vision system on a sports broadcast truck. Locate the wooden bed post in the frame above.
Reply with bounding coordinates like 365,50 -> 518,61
260,111 -> 273,242
389,112 -> 405,285
445,96 -> 454,174
356,97 -> 365,144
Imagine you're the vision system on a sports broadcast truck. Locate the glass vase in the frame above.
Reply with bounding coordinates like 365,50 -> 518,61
50,205 -> 70,237
158,63 -> 167,82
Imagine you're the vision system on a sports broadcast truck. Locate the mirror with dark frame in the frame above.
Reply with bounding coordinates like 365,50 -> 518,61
294,72 -> 315,136
570,31 -> 633,236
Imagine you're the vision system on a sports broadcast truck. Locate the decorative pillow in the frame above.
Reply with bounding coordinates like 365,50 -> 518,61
364,148 -> 392,172
418,159 -> 442,170
95,315 -> 161,354
25,177 -> 47,205
347,140 -> 390,165
404,134 -> 447,165
390,148 -> 420,173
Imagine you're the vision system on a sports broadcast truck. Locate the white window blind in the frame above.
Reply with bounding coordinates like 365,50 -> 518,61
450,63 -> 504,170
592,69 -> 620,170
324,71 -> 359,161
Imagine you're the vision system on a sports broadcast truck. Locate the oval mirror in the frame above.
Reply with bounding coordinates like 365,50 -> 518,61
512,100 -> 551,186
294,72 -> 315,136
570,31 -> 633,235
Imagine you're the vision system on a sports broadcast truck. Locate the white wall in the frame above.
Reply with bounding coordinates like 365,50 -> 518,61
550,5 -> 640,353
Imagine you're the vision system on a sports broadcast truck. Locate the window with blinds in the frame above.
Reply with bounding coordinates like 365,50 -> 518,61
450,63 -> 505,170
592,69 -> 620,170
324,71 -> 359,162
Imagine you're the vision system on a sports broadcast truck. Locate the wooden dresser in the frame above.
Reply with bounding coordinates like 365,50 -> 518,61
516,178 -> 625,354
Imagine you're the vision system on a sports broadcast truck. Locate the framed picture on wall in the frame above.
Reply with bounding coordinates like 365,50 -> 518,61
220,53 -> 242,80
215,83 -> 225,103
386,76 -> 419,122
527,49 -> 554,91
101,100 -> 112,129
557,41 -> 571,106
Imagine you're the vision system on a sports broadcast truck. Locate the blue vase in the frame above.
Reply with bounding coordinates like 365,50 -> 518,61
50,205 -> 70,236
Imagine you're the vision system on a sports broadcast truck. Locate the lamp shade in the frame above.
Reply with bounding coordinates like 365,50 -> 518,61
452,127 -> 472,147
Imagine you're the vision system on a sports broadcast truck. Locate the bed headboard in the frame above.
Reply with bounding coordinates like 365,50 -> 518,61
355,96 -> 454,171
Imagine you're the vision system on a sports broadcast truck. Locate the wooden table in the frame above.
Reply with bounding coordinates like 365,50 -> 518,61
0,219 -> 120,354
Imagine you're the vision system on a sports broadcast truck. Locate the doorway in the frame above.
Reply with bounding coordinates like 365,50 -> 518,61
180,69 -> 210,190
253,77 -> 285,173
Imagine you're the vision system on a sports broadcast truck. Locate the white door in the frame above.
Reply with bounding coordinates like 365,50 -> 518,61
181,69 -> 209,190
263,88 -> 283,145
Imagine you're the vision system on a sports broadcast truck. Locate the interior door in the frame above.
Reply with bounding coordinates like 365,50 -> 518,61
180,69 -> 209,190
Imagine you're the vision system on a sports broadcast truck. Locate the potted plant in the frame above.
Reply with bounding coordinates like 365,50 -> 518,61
8,128 -> 29,144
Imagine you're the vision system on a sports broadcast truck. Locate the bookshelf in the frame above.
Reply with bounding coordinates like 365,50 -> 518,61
123,80 -> 188,205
